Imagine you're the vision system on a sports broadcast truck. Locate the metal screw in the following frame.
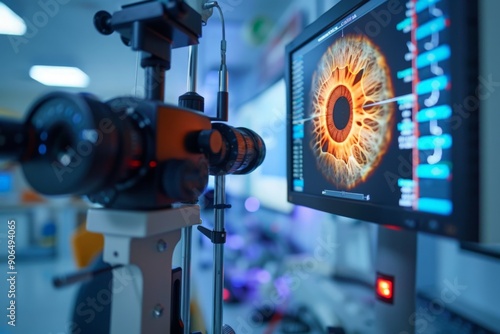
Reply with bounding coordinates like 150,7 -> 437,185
153,304 -> 164,318
157,239 -> 167,252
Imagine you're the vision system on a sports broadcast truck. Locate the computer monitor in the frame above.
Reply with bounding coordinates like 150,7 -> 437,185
286,0 -> 482,241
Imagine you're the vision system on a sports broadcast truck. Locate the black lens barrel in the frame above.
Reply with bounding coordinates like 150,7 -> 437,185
20,93 -> 146,196
208,123 -> 266,176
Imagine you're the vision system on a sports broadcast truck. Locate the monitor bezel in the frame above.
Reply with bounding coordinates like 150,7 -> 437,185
285,0 -> 479,241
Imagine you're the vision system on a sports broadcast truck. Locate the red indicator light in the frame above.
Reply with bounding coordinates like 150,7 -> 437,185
223,288 -> 231,302
377,279 -> 392,298
384,225 -> 402,231
376,273 -> 394,304
149,161 -> 157,168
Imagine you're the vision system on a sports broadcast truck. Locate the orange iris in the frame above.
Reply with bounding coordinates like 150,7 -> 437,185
310,35 -> 395,189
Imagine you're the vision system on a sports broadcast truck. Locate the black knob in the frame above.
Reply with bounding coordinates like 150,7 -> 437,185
94,11 -> 114,35
179,92 -> 205,112
198,130 -> 222,155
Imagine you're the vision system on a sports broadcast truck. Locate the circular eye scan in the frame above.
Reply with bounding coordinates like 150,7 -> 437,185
310,35 -> 395,189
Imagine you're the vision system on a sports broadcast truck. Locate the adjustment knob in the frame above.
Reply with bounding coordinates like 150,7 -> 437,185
198,129 -> 222,155
94,11 -> 114,35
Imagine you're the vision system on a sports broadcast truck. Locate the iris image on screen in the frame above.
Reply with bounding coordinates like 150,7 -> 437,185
310,35 -> 395,189
291,0 -> 454,215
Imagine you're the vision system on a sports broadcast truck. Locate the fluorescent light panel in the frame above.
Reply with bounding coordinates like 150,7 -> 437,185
30,66 -> 90,88
0,2 -> 26,36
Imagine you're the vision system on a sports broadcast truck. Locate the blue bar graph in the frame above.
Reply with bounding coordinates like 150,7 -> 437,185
398,121 -> 414,132
417,105 -> 452,122
417,164 -> 450,179
293,180 -> 304,190
416,45 -> 451,69
293,124 -> 304,139
417,75 -> 448,95
415,0 -> 442,13
418,198 -> 452,215
397,18 -> 412,31
416,17 -> 447,40
397,68 -> 413,79
398,179 -> 415,188
418,134 -> 452,150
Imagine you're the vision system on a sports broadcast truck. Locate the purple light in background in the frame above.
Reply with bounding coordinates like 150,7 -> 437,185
255,269 -> 272,284
245,197 -> 261,212
274,276 -> 291,300
226,235 -> 245,250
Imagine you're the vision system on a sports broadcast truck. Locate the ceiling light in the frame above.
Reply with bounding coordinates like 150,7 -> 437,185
0,2 -> 26,36
29,66 -> 90,88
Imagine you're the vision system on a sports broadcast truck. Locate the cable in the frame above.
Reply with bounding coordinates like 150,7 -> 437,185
204,1 -> 229,121
215,4 -> 226,66
204,2 -> 226,66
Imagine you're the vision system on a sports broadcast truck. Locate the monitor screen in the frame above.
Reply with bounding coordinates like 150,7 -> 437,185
286,0 -> 479,240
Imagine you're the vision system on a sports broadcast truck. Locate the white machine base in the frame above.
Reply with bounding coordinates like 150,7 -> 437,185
86,206 -> 201,334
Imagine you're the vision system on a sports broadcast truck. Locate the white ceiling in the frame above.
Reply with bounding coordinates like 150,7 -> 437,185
0,0 -> 290,115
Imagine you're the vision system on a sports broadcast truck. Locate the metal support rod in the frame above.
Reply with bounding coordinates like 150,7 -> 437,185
212,175 -> 226,334
187,45 -> 199,92
181,226 -> 193,334
145,65 -> 166,101
180,44 -> 200,334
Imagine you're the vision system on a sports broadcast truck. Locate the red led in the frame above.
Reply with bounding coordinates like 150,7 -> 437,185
223,288 -> 231,302
377,279 -> 392,298
384,225 -> 402,231
149,161 -> 157,168
376,273 -> 394,304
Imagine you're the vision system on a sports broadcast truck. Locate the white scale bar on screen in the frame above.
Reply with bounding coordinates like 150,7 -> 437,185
322,190 -> 370,201
363,94 -> 415,108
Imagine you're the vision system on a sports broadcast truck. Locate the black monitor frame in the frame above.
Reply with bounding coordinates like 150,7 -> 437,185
285,0 -> 480,241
